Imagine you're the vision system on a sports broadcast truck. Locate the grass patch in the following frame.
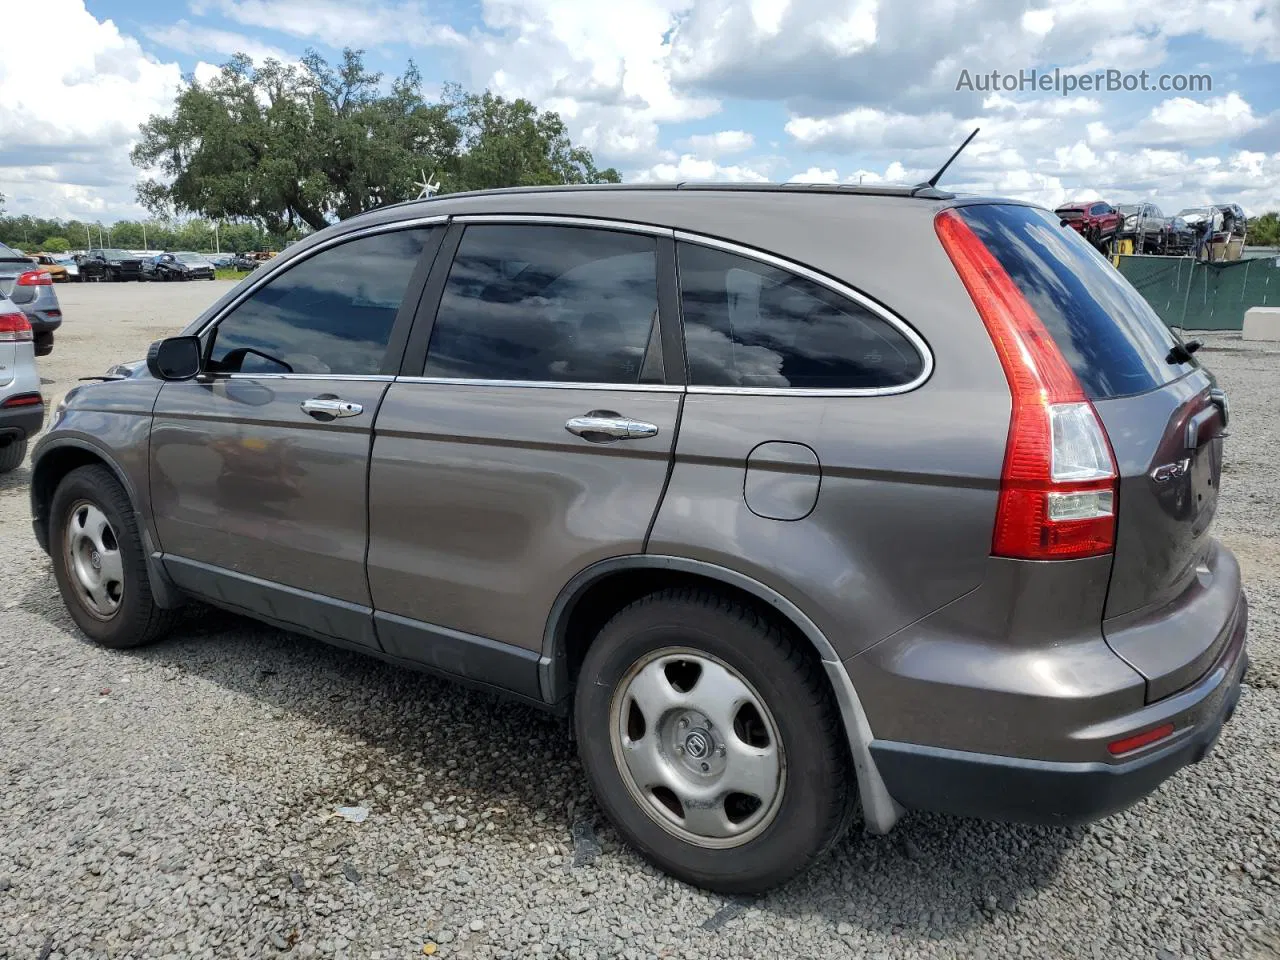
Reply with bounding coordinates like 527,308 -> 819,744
214,268 -> 254,281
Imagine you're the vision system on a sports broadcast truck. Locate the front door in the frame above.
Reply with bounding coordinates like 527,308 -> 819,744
149,226 -> 441,648
366,221 -> 682,696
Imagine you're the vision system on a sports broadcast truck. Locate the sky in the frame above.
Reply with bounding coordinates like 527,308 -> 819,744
1,0 -> 1278,224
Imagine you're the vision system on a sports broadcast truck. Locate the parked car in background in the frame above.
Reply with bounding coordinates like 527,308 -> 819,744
207,253 -> 234,268
0,292 -> 43,473
27,253 -> 71,282
1162,217 -> 1197,255
31,183 -> 1247,894
142,252 -> 217,282
228,254 -> 259,272
54,255 -> 80,282
1054,201 -> 1120,249
0,241 -> 62,356
1213,203 -> 1247,241
77,248 -> 144,282
1116,203 -> 1168,252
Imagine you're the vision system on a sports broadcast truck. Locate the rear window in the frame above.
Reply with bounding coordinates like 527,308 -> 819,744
956,203 -> 1196,399
0,242 -> 24,260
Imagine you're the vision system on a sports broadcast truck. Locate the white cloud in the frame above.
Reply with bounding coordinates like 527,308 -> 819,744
1126,92 -> 1263,146
0,0 -> 183,220
193,0 -> 466,49
634,154 -> 770,182
682,130 -> 755,156
788,167 -> 839,183
143,21 -> 292,64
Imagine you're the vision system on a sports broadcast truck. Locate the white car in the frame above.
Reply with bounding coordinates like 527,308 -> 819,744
0,293 -> 44,473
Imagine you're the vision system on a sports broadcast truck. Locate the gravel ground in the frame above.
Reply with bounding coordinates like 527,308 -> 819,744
1,285 -> 1278,960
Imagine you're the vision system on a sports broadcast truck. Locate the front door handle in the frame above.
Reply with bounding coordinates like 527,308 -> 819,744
301,396 -> 363,421
565,413 -> 659,442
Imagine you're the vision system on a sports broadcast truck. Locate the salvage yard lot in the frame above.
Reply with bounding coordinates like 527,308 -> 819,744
1,284 -> 1278,959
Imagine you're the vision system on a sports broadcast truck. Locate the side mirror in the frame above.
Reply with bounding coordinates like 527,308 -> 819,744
147,336 -> 203,381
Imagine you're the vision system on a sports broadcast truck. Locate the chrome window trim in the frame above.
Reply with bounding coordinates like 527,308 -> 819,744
220,373 -> 395,382
673,230 -> 935,398
193,215 -> 450,338
452,214 -> 673,237
395,376 -> 682,393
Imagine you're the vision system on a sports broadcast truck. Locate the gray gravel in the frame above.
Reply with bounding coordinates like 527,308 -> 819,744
1,287 -> 1278,959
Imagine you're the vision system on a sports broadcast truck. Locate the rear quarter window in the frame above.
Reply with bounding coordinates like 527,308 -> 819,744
956,203 -> 1196,399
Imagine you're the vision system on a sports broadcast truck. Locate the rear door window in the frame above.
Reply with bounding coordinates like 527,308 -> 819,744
956,203 -> 1196,399
676,243 -> 924,390
424,225 -> 663,384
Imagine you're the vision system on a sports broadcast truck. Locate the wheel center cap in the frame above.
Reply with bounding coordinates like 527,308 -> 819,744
89,549 -> 101,570
683,730 -> 711,760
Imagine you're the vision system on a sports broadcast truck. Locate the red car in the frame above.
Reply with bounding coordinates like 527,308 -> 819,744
1054,201 -> 1121,248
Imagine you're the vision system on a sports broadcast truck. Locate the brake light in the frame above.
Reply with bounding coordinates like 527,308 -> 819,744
16,270 -> 52,286
0,311 -> 33,342
936,209 -> 1118,560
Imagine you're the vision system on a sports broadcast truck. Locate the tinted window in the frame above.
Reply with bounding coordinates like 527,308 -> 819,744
424,225 -> 661,384
1091,203 -> 1108,215
210,229 -> 433,376
0,242 -> 24,259
677,243 -> 924,390
957,203 -> 1195,399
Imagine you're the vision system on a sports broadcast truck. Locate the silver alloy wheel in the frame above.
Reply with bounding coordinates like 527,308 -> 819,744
64,500 -> 125,620
609,647 -> 786,848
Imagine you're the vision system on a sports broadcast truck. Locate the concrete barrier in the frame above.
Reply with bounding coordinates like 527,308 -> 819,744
1243,306 -> 1280,341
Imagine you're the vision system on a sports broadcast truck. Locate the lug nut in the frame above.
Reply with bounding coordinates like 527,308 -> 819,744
678,718 -> 688,729
700,762 -> 710,772
717,746 -> 726,757
675,745 -> 684,755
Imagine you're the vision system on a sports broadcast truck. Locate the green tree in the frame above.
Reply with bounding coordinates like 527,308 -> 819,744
1249,212 -> 1280,247
131,49 -> 619,230
41,236 -> 70,253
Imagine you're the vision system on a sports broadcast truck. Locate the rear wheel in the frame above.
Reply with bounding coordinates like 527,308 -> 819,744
50,465 -> 180,648
575,588 -> 854,893
0,439 -> 26,474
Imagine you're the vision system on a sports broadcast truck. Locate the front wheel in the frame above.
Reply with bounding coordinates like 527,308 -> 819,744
50,465 -> 180,648
575,588 -> 854,893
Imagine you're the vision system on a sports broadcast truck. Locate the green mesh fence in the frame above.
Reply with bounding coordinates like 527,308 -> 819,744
1117,254 -> 1280,330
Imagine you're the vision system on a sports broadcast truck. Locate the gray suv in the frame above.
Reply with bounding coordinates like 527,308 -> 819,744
30,184 -> 1248,893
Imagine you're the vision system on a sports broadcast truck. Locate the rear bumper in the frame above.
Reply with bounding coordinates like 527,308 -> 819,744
0,402 -> 45,443
870,593 -> 1249,825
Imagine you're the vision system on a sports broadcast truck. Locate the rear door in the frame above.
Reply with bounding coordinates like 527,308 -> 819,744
366,219 -> 681,696
957,202 -> 1236,701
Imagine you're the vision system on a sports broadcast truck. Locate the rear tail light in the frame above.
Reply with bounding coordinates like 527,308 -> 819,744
0,311 -> 33,342
936,208 -> 1118,560
16,270 -> 53,286
0,392 -> 42,408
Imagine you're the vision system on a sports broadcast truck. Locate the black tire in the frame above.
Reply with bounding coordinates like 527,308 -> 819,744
49,464 -> 180,648
575,588 -> 854,893
0,438 -> 26,474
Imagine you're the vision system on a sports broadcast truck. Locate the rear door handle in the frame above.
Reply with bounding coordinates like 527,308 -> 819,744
565,414 -> 659,441
301,396 -> 363,421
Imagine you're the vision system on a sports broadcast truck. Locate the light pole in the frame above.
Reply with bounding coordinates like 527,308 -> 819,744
85,225 -> 91,249
214,220 -> 220,254
142,221 -> 147,252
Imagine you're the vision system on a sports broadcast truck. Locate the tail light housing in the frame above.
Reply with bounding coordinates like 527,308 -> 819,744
16,270 -> 53,286
0,311 -> 33,342
936,208 -> 1118,560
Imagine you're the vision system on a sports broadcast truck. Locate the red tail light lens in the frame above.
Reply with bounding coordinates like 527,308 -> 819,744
1108,723 -> 1175,756
0,393 -> 42,408
0,311 -> 33,342
936,208 -> 1118,560
16,270 -> 53,286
